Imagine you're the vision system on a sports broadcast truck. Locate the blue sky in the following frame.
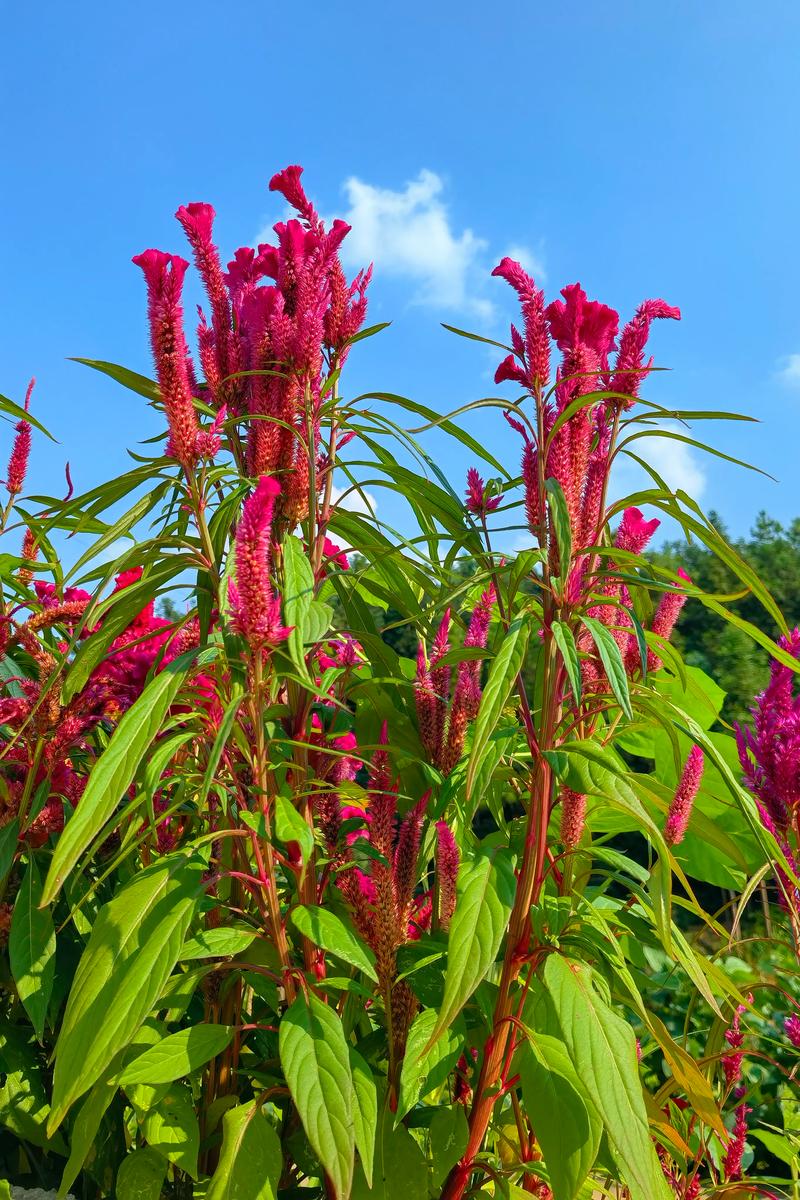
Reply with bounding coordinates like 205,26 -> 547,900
3,0 -> 800,553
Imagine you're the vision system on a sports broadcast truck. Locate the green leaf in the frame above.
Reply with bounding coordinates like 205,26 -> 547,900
466,616 -> 530,803
279,993 -> 355,1200
59,1072 -> 119,1196
545,478 -> 572,579
0,1023 -> 67,1154
197,687 -> 244,808
429,1105 -> 468,1188
0,390 -> 56,439
274,792 -> 314,872
49,852 -> 204,1130
43,662 -> 190,903
0,817 -> 19,884
290,905 -> 377,982
351,1103 -> 428,1200
425,848 -> 515,1050
120,1024 -> 234,1085
180,925 -> 256,960
115,1148 -> 168,1200
9,855 -> 55,1040
552,620 -> 582,708
544,956 -> 671,1200
283,534 -> 315,677
579,615 -> 633,720
141,1083 -> 200,1178
70,357 -> 160,401
350,1048 -> 378,1188
397,1009 -> 465,1120
206,1100 -> 282,1200
519,1035 -> 601,1200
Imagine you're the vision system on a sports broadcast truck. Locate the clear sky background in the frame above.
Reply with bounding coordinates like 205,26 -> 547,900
3,1 -> 800,553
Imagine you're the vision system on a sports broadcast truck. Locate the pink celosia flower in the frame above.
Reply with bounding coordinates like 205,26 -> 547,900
195,404 -> 227,460
546,283 -> 619,362
175,202 -> 232,388
322,537 -> 349,571
436,820 -> 459,930
784,1014 -> 800,1047
560,787 -> 587,849
723,1103 -> 750,1181
610,299 -> 681,407
736,628 -> 800,833
723,999 -> 748,1087
614,507 -> 661,555
5,379 -> 34,496
664,745 -> 704,845
465,467 -> 503,517
132,249 -> 200,469
491,257 -> 550,392
229,476 -> 291,650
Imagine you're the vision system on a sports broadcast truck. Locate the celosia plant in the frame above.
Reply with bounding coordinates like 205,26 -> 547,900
0,165 -> 798,1200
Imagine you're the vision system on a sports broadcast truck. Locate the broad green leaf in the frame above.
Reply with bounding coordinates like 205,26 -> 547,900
115,1148 -> 168,1200
59,1075 -> 119,1196
397,1009 -> 465,1120
290,905 -> 377,982
580,616 -> 633,720
49,852 -> 204,1130
466,616 -> 530,802
0,817 -> 19,884
544,956 -> 671,1200
425,849 -> 515,1050
545,478 -> 572,579
43,663 -> 190,903
206,1100 -> 282,1200
274,792 -> 314,872
518,1035 -> 601,1200
120,1024 -> 234,1085
350,1048 -> 378,1188
180,925 -> 256,960
429,1105 -> 469,1188
552,620 -> 581,707
279,993 -> 355,1200
9,855 -> 55,1040
0,1023 -> 66,1153
352,1103 -> 428,1200
283,534 -> 315,677
141,1083 -> 200,1178
70,357 -> 160,401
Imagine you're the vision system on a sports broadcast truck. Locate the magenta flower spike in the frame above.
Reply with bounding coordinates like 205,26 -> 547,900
664,744 -> 704,845
5,378 -> 34,496
229,476 -> 291,650
436,820 -> 459,930
132,249 -> 200,469
560,787 -> 588,849
614,507 -> 661,555
610,299 -> 681,407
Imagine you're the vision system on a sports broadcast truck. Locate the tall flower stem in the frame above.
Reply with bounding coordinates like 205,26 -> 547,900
250,651 -> 296,1003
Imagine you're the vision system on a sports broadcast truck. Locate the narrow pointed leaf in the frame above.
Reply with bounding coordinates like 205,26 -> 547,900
9,856 -> 55,1040
467,616 -> 530,803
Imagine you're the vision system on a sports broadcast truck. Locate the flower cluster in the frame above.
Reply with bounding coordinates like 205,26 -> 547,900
415,588 -> 496,775
135,166 -> 371,528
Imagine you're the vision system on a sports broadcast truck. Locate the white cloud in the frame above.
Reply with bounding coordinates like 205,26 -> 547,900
613,421 -> 707,500
337,170 -> 492,318
330,483 -> 378,516
776,353 -> 800,386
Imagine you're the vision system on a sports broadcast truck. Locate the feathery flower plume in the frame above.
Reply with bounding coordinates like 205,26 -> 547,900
664,745 -> 704,845
560,787 -> 587,849
132,249 -> 200,469
491,257 -> 550,392
175,202 -> 232,387
465,467 -> 503,517
18,525 -> 38,586
436,821 -> 459,930
610,299 -> 681,407
651,569 -> 691,641
229,476 -> 291,649
723,999 -> 749,1087
784,1014 -> 800,1047
723,1103 -> 750,1181
614,507 -> 661,555
5,379 -> 34,496
736,627 -> 800,834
